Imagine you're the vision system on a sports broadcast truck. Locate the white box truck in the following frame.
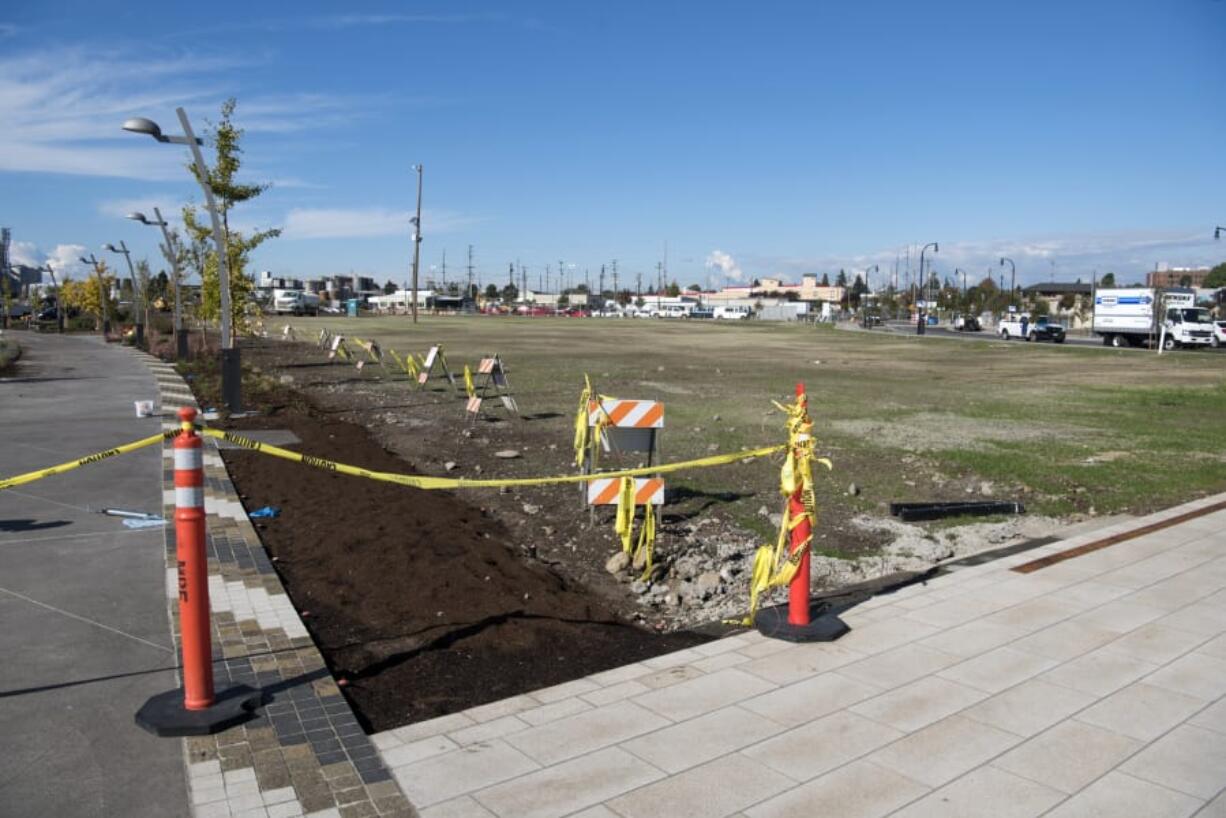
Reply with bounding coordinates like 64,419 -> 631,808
1093,288 -> 1214,350
272,288 -> 320,316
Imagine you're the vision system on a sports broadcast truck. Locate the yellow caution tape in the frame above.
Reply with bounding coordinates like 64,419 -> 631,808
573,375 -> 594,468
198,427 -> 782,490
739,391 -> 834,625
0,431 -> 174,491
612,475 -> 658,579
635,498 -> 656,579
572,375 -> 617,469
615,475 -> 635,552
464,364 -> 475,399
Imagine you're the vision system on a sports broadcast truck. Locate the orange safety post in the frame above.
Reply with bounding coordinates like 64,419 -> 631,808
787,382 -> 812,627
136,406 -> 262,736
174,406 -> 214,709
754,381 -> 848,643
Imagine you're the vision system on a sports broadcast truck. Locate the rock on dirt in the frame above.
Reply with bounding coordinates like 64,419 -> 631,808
494,449 -> 521,459
522,503 -> 540,515
605,551 -> 631,574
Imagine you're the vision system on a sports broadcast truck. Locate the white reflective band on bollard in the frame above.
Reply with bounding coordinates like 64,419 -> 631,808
175,486 -> 205,509
174,448 -> 204,471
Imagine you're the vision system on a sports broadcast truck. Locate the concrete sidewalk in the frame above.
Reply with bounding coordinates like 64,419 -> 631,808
0,332 -> 188,816
375,495 -> 1226,818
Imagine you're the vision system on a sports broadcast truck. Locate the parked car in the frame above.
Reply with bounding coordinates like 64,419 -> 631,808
714,305 -> 752,320
1000,315 -> 1066,343
861,310 -> 883,328
1211,319 -> 1225,349
690,308 -> 716,320
953,314 -> 981,332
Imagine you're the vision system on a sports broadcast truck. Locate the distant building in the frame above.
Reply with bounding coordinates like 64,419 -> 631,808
1021,281 -> 1094,327
707,275 -> 845,305
1147,267 -> 1210,288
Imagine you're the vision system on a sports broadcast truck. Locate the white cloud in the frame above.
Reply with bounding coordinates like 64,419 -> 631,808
740,227 -> 1225,286
98,196 -> 189,220
704,250 -> 744,283
0,48 -> 356,181
9,240 -> 42,267
281,207 -> 478,240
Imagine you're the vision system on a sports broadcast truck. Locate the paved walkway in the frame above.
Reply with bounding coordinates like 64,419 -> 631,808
374,495 -> 1226,818
0,332 -> 188,816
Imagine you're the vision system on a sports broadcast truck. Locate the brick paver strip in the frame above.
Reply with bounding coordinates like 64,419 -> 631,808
135,351 -> 418,818
1011,499 -> 1226,574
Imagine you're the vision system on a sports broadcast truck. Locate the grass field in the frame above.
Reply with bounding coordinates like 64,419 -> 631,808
280,315 -> 1226,533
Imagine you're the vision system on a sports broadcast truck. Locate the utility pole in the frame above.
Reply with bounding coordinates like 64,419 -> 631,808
656,261 -> 664,295
508,262 -> 514,293
466,244 -> 474,301
636,272 -> 642,299
441,248 -> 447,289
599,265 -> 606,298
410,164 -> 423,323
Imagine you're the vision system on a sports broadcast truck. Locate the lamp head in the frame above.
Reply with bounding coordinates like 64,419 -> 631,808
103,243 -> 118,253
122,117 -> 164,141
1216,227 -> 1223,240
933,242 -> 939,253
127,212 -> 148,224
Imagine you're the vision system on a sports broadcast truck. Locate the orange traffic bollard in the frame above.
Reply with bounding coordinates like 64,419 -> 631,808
136,406 -> 262,736
174,406 -> 214,709
754,382 -> 849,643
787,383 -> 812,627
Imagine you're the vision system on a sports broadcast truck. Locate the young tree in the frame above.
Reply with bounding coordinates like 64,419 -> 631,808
383,280 -> 398,295
181,99 -> 280,340
61,267 -> 118,328
820,273 -> 830,287
835,269 -> 848,287
1099,272 -> 1116,287
501,283 -> 519,302
1205,262 -> 1226,288
665,280 -> 681,297
484,283 -> 499,300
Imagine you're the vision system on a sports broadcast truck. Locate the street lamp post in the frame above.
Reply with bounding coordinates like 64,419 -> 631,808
79,253 -> 112,334
104,240 -> 144,347
1000,257 -> 1016,309
956,267 -> 968,297
43,262 -> 64,332
917,242 -> 938,335
863,264 -> 879,293
124,109 -> 241,413
129,208 -> 188,360
410,164 -> 423,323
1215,226 -> 1224,240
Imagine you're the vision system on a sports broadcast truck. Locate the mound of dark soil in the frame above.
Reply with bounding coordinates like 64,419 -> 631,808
214,386 -> 708,732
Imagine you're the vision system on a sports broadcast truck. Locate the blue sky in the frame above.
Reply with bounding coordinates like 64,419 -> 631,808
2,0 -> 1224,290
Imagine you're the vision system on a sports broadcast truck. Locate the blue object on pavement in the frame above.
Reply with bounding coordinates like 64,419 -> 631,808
249,506 -> 281,519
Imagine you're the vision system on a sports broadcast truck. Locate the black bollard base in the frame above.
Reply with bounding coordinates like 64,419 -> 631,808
220,347 -> 242,414
135,685 -> 263,737
176,330 -> 189,362
754,603 -> 849,643
135,323 -> 145,348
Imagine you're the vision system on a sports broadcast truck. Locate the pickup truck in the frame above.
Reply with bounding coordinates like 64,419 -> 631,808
999,315 -> 1066,343
952,314 -> 981,332
271,289 -> 320,316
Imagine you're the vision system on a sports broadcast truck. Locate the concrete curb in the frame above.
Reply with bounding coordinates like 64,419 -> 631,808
130,349 -> 418,818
